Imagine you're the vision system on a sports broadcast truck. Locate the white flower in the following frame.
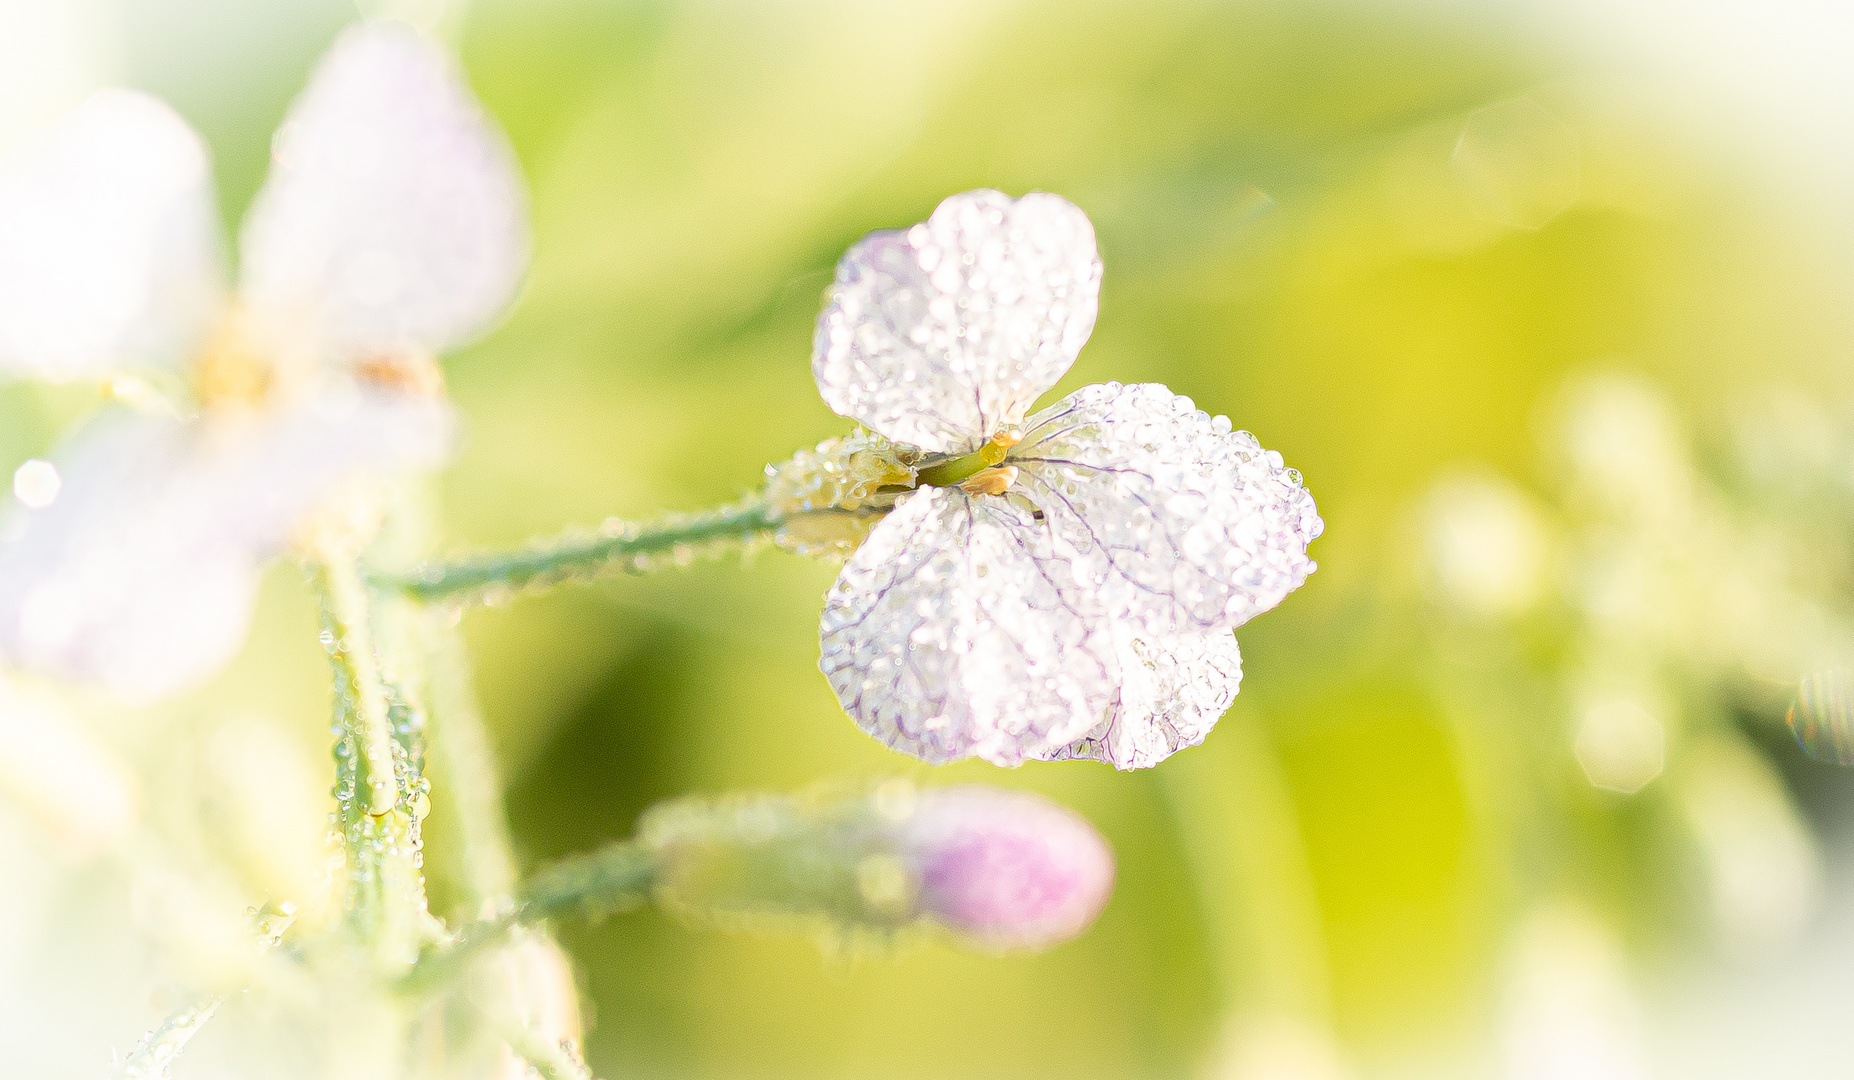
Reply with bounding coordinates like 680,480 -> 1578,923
0,24 -> 528,700
814,190 -> 1322,768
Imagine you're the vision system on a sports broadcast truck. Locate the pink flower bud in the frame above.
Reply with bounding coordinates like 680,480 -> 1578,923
905,786 -> 1114,950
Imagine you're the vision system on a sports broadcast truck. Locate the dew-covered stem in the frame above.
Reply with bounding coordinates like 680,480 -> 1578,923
402,840 -> 655,993
378,500 -> 782,606
314,556 -> 430,967
317,559 -> 400,817
113,996 -> 222,1080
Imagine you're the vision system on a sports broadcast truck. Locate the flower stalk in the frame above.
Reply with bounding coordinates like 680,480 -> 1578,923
377,500 -> 783,606
314,555 -> 430,967
316,558 -> 400,817
401,840 -> 657,994
112,996 -> 221,1080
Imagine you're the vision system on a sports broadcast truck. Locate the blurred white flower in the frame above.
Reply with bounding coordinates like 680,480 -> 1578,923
1421,469 -> 1553,616
1211,1014 -> 1352,1080
0,23 -> 528,700
813,190 -> 1322,767
1498,905 -> 1651,1080
1552,372 -> 1690,523
0,672 -> 136,857
1675,737 -> 1820,951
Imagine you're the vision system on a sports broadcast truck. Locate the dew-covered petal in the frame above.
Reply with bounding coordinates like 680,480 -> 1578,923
819,485 -> 1118,765
1039,629 -> 1241,770
812,190 -> 1101,454
0,392 -> 452,701
239,24 -> 528,363
0,89 -> 224,379
1011,382 -> 1323,635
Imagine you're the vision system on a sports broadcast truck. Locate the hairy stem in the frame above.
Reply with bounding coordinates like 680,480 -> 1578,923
402,840 -> 655,994
376,500 -> 781,606
317,559 -> 400,816
314,556 -> 429,967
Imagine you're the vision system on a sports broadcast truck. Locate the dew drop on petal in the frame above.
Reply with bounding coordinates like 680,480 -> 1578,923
1789,670 -> 1854,766
11,459 -> 60,509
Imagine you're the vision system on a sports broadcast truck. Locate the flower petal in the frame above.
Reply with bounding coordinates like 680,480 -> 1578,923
0,90 -> 224,379
819,485 -> 1118,765
812,190 -> 1101,454
0,392 -> 452,701
1039,629 -> 1241,770
1012,381 -> 1323,634
239,24 -> 528,362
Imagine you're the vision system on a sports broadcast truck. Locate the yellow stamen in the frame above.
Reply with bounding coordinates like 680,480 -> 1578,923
919,430 -> 1027,488
354,353 -> 446,397
193,307 -> 274,409
958,464 -> 1018,497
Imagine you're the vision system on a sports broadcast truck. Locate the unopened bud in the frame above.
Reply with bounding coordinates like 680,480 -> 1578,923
640,781 -> 1113,951
903,784 -> 1115,950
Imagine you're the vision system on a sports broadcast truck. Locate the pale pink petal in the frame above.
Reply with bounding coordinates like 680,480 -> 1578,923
1011,381 -> 1322,636
239,24 -> 528,362
813,190 -> 1100,454
0,90 -> 224,379
1039,628 -> 1241,770
818,485 -> 1118,765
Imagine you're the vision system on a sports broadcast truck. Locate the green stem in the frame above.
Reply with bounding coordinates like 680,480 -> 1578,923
314,556 -> 428,967
401,840 -> 655,994
317,559 -> 399,816
376,501 -> 781,606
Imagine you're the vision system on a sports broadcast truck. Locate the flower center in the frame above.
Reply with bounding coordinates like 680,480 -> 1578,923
916,430 -> 1022,492
192,304 -> 447,411
193,306 -> 276,409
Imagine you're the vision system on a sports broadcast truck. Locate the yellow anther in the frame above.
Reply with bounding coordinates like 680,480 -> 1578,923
959,464 -> 1018,497
354,353 -> 446,397
193,307 -> 275,409
978,429 -> 1023,467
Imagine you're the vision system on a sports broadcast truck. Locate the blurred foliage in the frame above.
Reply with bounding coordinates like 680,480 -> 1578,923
7,0 -> 1854,1077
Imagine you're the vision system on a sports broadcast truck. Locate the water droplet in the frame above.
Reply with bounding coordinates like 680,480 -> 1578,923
1789,670 -> 1854,765
11,459 -> 60,509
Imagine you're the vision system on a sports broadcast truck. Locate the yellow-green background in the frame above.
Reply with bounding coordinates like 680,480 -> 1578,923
8,0 -> 1853,1076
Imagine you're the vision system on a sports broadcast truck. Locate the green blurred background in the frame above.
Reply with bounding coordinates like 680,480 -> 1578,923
10,0 -> 1854,1076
